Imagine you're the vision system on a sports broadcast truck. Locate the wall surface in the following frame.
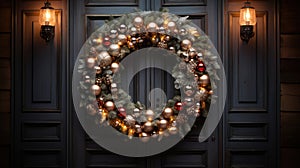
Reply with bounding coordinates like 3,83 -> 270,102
0,0 -> 292,167
0,0 -> 12,167
280,0 -> 300,167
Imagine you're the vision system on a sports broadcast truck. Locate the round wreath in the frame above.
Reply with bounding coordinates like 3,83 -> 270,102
75,11 -> 222,142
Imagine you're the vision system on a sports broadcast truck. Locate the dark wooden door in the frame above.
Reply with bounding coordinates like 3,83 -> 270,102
70,0 -> 221,167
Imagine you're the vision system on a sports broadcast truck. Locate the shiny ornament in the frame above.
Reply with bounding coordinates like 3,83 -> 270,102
197,60 -> 205,72
92,37 -> 102,45
199,74 -> 209,86
118,107 -> 126,118
167,21 -> 176,31
110,83 -> 118,93
188,48 -> 197,58
181,39 -> 192,50
105,101 -> 115,111
158,119 -> 167,130
184,97 -> 194,107
158,26 -> 165,34
145,109 -> 155,121
117,34 -> 127,45
133,108 -> 141,118
133,17 -> 143,28
175,102 -> 183,111
109,29 -> 118,39
179,28 -> 187,36
163,107 -> 173,119
95,66 -> 101,74
169,46 -> 176,53
118,24 -> 127,33
135,124 -> 142,133
147,22 -> 158,32
130,27 -> 138,35
111,62 -> 119,73
184,85 -> 194,96
97,97 -> 104,107
98,51 -> 112,67
86,57 -> 96,68
143,121 -> 154,132
103,36 -> 111,47
109,44 -> 120,57
91,84 -> 101,96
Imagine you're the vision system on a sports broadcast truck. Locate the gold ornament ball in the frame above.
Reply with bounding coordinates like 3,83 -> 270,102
135,124 -> 142,133
145,109 -> 155,121
105,101 -> 115,111
143,121 -> 154,133
163,107 -> 173,119
167,21 -> 176,31
158,119 -> 168,130
98,51 -> 112,67
94,66 -> 102,74
111,62 -> 119,73
109,44 -> 120,57
117,34 -> 127,45
91,84 -> 101,96
181,39 -> 192,51
147,22 -> 158,32
200,74 -> 209,86
133,16 -> 143,28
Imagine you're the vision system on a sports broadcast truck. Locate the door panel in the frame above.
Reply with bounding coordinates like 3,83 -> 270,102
70,0 -> 220,167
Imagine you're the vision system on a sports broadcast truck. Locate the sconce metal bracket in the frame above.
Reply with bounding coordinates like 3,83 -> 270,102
40,25 -> 55,42
240,25 -> 254,43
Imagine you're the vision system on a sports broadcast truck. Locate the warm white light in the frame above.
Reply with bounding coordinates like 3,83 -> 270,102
239,1 -> 256,26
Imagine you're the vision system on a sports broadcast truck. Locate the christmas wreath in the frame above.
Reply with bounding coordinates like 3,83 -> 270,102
73,11 -> 225,152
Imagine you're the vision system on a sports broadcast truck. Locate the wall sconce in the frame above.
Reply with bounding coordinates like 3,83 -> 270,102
239,0 -> 256,43
39,0 -> 56,42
